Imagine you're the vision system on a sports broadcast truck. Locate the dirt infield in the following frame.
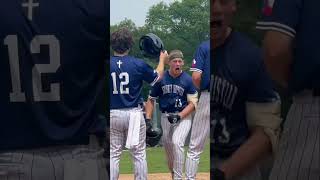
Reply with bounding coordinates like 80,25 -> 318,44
119,172 -> 210,180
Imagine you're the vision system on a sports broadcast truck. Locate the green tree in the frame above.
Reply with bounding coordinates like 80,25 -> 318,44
145,0 -> 210,64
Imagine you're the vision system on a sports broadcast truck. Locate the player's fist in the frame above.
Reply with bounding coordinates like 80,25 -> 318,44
160,50 -> 169,64
167,113 -> 181,124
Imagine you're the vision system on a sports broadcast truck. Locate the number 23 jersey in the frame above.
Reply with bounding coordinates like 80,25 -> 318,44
149,71 -> 197,113
211,31 -> 278,156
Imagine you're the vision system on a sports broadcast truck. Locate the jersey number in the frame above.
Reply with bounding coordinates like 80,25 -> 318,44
4,35 -> 61,102
175,98 -> 182,108
111,72 -> 129,94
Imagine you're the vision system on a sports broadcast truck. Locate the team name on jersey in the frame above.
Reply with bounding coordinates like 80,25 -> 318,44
210,75 -> 238,110
161,84 -> 185,96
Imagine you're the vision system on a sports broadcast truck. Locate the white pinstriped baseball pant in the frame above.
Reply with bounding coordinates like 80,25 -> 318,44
0,136 -> 108,180
185,91 -> 210,180
269,90 -> 319,180
110,107 -> 147,180
161,113 -> 192,180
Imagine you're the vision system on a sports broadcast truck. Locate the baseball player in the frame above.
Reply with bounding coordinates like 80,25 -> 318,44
110,28 -> 168,180
185,40 -> 210,179
210,0 -> 282,180
0,0 -> 108,179
145,50 -> 198,180
257,0 -> 320,179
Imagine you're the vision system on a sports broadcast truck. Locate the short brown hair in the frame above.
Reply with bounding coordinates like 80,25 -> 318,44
169,50 -> 184,61
111,28 -> 134,54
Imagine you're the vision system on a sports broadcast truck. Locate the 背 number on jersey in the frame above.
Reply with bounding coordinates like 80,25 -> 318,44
111,72 -> 129,94
4,35 -> 60,102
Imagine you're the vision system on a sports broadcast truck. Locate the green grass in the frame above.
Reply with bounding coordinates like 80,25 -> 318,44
119,141 -> 210,174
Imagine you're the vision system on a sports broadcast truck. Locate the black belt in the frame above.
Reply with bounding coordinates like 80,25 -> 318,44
161,111 -> 178,114
201,89 -> 210,92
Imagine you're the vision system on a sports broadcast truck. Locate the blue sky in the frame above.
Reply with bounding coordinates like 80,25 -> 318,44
111,0 -> 176,27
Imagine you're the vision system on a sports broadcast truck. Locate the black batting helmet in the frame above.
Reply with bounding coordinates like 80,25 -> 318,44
146,127 -> 162,147
139,33 -> 164,59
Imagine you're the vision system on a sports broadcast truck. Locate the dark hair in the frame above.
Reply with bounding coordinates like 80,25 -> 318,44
111,28 -> 134,54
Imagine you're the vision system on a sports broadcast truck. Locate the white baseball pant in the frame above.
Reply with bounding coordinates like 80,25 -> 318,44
185,91 -> 210,180
161,113 -> 192,180
110,107 -> 147,180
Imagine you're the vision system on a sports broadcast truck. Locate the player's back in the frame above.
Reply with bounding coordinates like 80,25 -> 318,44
0,0 -> 107,150
110,55 -> 158,109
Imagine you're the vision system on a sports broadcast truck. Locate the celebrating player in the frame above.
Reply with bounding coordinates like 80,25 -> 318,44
210,0 -> 282,179
0,0 -> 108,179
145,50 -> 198,180
257,0 -> 320,179
109,28 -> 168,180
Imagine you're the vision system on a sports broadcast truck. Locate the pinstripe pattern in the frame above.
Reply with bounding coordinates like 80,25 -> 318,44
161,113 -> 192,180
0,136 -> 107,180
185,92 -> 210,180
213,156 -> 262,180
269,91 -> 320,180
110,108 -> 147,180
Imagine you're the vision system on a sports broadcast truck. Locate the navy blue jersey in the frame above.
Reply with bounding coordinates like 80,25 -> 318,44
110,55 -> 158,109
149,71 -> 197,113
257,0 -> 320,92
211,31 -> 278,156
190,40 -> 210,91
0,0 -> 108,150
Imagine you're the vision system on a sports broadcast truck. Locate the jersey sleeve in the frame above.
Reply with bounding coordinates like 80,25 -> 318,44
149,82 -> 161,99
140,61 -> 159,86
190,44 -> 205,73
256,0 -> 301,38
187,79 -> 198,95
247,60 -> 279,103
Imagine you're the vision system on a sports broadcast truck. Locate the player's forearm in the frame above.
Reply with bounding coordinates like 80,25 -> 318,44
145,99 -> 155,119
219,127 -> 272,179
155,60 -> 165,79
192,73 -> 201,89
155,52 -> 168,79
263,31 -> 293,89
178,102 -> 195,119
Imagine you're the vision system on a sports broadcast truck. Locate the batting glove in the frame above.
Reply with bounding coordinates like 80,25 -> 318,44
145,118 -> 153,134
167,113 -> 181,124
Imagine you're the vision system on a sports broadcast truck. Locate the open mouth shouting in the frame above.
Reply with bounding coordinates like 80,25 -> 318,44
212,19 -> 223,28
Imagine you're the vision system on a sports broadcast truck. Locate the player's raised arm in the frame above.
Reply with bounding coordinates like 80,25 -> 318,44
155,50 -> 169,80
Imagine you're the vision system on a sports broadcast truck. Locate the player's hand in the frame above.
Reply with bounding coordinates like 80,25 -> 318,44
159,50 -> 169,64
211,168 -> 226,180
167,113 -> 181,124
145,118 -> 153,134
